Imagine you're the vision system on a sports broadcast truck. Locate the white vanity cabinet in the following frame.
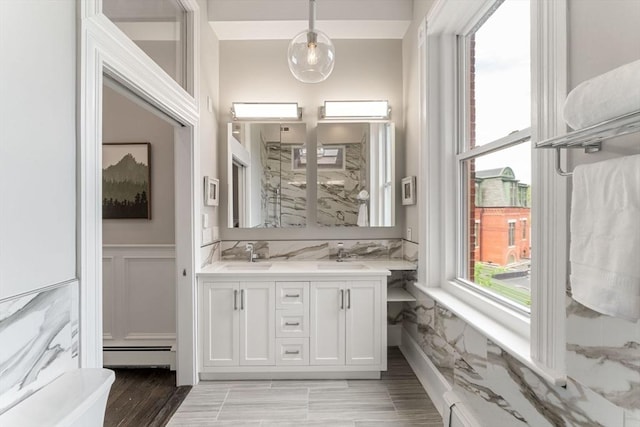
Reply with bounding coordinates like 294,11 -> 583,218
201,281 -> 275,367
198,267 -> 388,379
310,280 -> 381,366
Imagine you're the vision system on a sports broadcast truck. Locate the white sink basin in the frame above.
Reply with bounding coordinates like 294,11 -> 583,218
223,263 -> 272,270
317,263 -> 368,270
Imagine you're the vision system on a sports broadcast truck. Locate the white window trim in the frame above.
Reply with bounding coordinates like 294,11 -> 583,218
416,0 -> 567,386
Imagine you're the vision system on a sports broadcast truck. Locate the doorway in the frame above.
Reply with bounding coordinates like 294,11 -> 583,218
101,79 -> 178,368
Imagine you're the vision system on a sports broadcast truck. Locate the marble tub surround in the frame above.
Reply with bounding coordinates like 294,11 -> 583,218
219,239 -> 409,262
566,299 -> 640,414
401,289 -> 630,426
0,283 -> 78,414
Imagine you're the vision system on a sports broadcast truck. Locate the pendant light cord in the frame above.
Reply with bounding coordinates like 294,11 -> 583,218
309,0 -> 316,32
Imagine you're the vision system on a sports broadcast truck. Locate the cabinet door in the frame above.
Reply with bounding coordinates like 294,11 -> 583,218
202,281 -> 239,366
310,281 -> 345,365
345,281 -> 381,365
239,282 -> 275,365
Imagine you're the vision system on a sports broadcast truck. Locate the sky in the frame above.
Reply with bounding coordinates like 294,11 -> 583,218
473,0 -> 531,185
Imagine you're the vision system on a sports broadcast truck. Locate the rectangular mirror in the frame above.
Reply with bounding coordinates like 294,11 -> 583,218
316,122 -> 395,227
228,122 -> 307,228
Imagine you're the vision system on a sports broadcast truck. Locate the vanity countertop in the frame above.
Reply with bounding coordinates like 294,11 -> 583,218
198,259 -> 416,277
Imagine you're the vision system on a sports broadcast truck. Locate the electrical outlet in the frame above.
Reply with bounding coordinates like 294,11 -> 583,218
202,213 -> 209,228
406,227 -> 412,241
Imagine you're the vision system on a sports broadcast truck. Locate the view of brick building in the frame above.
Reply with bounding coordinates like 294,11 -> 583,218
472,167 -> 531,266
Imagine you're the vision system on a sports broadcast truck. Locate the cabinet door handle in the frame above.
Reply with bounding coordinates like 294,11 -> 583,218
284,322 -> 300,326
234,290 -> 238,310
284,350 -> 300,355
340,289 -> 344,309
284,293 -> 300,298
240,289 -> 244,310
347,289 -> 351,309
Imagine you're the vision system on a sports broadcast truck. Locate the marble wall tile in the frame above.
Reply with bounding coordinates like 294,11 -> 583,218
389,240 -> 403,260
219,240 -> 403,262
0,283 -> 77,414
402,240 -> 419,263
317,142 -> 365,227
267,241 -> 329,260
626,410 -> 640,427
200,241 -> 221,268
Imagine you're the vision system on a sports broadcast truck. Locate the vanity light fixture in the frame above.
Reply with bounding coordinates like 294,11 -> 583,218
321,100 -> 391,119
287,0 -> 335,84
231,102 -> 302,121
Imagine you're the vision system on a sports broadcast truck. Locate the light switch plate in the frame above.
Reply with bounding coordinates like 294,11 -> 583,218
202,213 -> 209,228
406,227 -> 412,241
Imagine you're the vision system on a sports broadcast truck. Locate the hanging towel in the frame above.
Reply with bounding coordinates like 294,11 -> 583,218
570,154 -> 640,321
357,203 -> 369,227
563,59 -> 640,130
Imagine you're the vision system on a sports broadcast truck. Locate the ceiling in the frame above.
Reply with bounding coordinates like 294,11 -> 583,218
101,0 -> 416,41
207,0 -> 415,40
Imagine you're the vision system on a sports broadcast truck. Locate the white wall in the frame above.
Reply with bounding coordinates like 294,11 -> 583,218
218,39 -> 404,240
0,0 -> 77,299
102,85 -> 176,244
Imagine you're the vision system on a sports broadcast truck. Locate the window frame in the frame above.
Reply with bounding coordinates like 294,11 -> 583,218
417,0 -> 568,385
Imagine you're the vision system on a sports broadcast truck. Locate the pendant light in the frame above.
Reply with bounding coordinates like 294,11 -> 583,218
287,0 -> 335,84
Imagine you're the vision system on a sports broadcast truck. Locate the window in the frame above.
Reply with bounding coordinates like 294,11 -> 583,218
508,220 -> 516,246
458,0 -> 532,309
521,219 -> 527,240
420,0 -> 568,384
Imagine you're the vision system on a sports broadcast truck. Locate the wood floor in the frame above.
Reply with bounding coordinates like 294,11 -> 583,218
105,367 -> 191,427
167,347 -> 443,427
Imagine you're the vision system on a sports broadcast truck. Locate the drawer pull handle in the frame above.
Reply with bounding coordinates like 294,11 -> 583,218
284,322 -> 300,326
284,350 -> 300,355
234,290 -> 238,310
285,294 -> 300,298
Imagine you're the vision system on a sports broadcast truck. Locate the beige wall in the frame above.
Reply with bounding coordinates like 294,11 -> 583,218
199,0 -> 221,246
218,39 -> 404,240
567,0 -> 640,168
102,85 -> 176,244
402,0 -> 435,244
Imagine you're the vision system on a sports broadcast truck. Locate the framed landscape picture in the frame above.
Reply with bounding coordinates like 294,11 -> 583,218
102,142 -> 151,219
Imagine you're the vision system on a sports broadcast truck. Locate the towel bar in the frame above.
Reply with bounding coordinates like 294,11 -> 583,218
537,110 -> 640,176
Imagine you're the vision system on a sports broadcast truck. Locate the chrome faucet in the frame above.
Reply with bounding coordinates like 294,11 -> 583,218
245,243 -> 256,262
336,242 -> 345,262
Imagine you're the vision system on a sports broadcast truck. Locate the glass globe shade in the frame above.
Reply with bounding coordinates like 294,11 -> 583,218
287,29 -> 335,83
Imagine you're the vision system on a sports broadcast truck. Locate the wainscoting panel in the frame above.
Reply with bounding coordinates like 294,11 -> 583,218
103,245 -> 176,350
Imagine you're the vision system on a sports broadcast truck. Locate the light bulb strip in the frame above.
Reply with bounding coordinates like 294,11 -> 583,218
321,100 -> 391,119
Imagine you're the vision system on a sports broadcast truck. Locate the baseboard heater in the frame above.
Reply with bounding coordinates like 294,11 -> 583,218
103,346 -> 176,369
443,391 -> 481,427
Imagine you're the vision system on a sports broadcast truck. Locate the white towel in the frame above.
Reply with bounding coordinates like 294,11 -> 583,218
357,203 -> 369,227
563,59 -> 640,130
570,154 -> 640,321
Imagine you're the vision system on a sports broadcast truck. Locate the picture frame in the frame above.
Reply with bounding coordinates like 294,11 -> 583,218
102,142 -> 151,219
401,176 -> 416,205
204,176 -> 219,206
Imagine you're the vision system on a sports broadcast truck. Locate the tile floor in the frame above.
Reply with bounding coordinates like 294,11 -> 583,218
168,348 -> 442,426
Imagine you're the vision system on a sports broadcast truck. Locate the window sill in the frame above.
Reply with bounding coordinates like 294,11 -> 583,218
412,283 -> 566,387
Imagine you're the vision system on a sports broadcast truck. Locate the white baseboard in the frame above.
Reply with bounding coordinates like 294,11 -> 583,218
399,328 -> 452,419
200,371 -> 381,380
103,348 -> 176,369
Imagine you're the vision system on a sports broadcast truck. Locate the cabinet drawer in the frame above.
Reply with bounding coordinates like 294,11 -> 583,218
276,310 -> 309,337
276,282 -> 309,309
276,338 -> 309,365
